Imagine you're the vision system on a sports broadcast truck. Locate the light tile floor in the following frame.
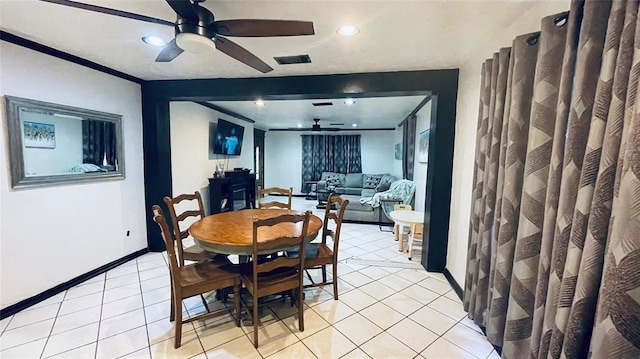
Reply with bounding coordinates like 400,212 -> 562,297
0,197 -> 498,358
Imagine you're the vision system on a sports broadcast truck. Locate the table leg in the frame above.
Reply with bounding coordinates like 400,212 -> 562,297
397,225 -> 404,252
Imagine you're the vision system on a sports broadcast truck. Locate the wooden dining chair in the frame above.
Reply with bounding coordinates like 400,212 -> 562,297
163,191 -> 228,266
408,222 -> 424,260
152,205 -> 241,349
257,186 -> 293,210
303,194 -> 348,300
394,204 -> 412,251
240,211 -> 312,348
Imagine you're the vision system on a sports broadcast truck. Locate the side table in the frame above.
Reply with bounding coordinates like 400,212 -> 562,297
305,180 -> 318,200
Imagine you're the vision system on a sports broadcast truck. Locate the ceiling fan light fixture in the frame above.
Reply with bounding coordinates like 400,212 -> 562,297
337,25 -> 359,37
141,36 -> 166,47
344,99 -> 355,105
352,123 -> 358,128
175,33 -> 215,54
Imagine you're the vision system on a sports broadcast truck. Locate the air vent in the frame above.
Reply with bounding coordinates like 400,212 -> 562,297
329,123 -> 344,126
274,54 -> 312,65
312,102 -> 333,107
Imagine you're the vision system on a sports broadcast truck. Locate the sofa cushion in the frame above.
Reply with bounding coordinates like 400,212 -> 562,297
375,174 -> 397,192
321,172 -> 346,186
363,174 -> 383,189
325,175 -> 341,187
345,173 -> 363,188
342,195 -> 373,212
340,187 -> 362,195
361,189 -> 376,197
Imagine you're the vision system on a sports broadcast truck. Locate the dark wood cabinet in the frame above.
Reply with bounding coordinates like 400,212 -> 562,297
208,171 -> 256,214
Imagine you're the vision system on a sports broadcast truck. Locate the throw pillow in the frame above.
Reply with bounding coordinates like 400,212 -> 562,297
325,175 -> 341,187
363,174 -> 382,189
375,174 -> 396,192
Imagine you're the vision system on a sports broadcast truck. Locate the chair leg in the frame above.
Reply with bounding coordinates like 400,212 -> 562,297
253,298 -> 259,348
321,266 -> 327,283
173,298 -> 182,349
298,285 -> 304,332
201,294 -> 211,312
332,264 -> 339,300
234,282 -> 241,327
169,284 -> 175,322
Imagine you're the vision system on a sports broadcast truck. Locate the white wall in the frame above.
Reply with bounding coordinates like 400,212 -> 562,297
446,1 -> 570,285
361,131 -> 395,175
170,102 -> 254,213
264,130 -> 395,194
0,42 -> 146,308
413,100 -> 432,211
21,112 -> 83,176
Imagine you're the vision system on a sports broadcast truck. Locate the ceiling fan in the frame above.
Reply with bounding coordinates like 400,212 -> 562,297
41,0 -> 315,73
310,118 -> 340,132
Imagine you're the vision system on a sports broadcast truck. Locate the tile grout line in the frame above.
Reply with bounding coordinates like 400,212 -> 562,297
92,271 -> 108,359
36,298 -> 64,359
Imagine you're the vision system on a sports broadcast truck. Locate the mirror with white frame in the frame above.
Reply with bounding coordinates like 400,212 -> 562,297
4,96 -> 125,188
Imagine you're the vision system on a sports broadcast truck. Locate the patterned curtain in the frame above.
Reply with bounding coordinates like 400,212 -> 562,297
402,115 -> 416,180
464,1 -> 640,358
300,134 -> 362,191
82,119 -> 116,166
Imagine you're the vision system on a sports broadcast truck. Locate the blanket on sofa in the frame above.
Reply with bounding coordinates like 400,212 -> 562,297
359,179 -> 416,209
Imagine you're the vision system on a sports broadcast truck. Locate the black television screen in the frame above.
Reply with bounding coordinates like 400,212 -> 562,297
213,119 -> 244,156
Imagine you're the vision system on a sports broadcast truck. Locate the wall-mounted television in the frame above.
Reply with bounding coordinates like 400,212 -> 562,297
212,118 -> 244,156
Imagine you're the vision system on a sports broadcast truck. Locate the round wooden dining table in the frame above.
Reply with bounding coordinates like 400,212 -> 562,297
189,209 -> 323,256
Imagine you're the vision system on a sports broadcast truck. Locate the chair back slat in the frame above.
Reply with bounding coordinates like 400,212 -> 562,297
164,191 -> 206,265
322,195 -> 349,254
257,186 -> 293,210
251,211 -> 311,284
257,257 -> 300,273
394,204 -> 412,211
176,210 -> 202,223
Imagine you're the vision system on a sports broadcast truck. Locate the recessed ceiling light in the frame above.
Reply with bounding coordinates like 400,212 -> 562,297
255,100 -> 265,106
141,36 -> 166,47
344,99 -> 355,105
337,25 -> 359,37
297,123 -> 303,128
352,124 -> 358,128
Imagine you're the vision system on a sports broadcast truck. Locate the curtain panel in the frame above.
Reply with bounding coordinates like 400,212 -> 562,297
82,119 -> 117,166
464,0 -> 640,358
300,135 -> 362,192
402,115 -> 417,180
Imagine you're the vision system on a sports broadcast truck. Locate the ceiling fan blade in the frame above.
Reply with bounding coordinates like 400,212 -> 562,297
214,36 -> 273,73
165,0 -> 199,22
215,20 -> 315,37
155,39 -> 184,62
40,0 -> 174,27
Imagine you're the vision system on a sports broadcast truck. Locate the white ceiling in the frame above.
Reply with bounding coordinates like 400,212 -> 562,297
0,0 -> 540,81
208,95 -> 428,130
0,0 -> 552,129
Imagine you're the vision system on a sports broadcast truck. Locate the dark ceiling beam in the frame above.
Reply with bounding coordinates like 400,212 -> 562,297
0,30 -> 143,84
142,69 -> 458,274
194,101 -> 255,123
269,128 -> 395,132
398,95 -> 432,127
